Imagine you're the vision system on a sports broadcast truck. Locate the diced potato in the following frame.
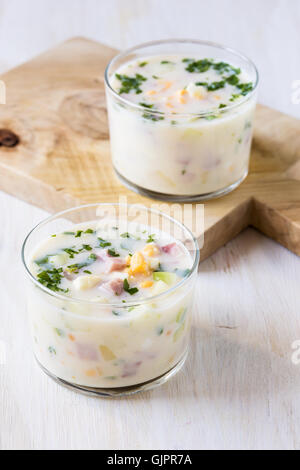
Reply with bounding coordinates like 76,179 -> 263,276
148,258 -> 160,271
151,280 -> 169,296
187,82 -> 206,100
73,275 -> 102,291
49,253 -> 69,267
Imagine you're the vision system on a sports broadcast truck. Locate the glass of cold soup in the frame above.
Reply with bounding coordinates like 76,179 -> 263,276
22,203 -> 199,397
105,39 -> 259,201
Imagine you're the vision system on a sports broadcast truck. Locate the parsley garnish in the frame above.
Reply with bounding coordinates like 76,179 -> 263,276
48,346 -> 56,355
142,113 -> 164,122
116,73 -> 147,95
120,232 -> 131,239
62,248 -> 79,259
98,237 -> 111,248
37,268 -> 66,292
123,279 -> 139,296
147,234 -> 156,243
139,102 -> 154,109
75,230 -> 83,238
67,254 -> 97,274
139,61 -> 148,67
108,248 -> 120,258
35,256 -> 50,267
84,229 -> 94,234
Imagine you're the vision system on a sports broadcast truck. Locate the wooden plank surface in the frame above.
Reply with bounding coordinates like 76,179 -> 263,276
0,37 -> 299,260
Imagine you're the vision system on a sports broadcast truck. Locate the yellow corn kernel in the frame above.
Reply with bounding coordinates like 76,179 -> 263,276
165,101 -> 174,108
160,80 -> 173,91
143,244 -> 160,257
128,252 -> 148,275
141,280 -> 154,289
126,255 -> 132,265
146,90 -> 157,96
99,345 -> 116,361
85,369 -> 97,377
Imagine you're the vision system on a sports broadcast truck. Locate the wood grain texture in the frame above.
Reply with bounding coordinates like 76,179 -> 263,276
0,37 -> 299,261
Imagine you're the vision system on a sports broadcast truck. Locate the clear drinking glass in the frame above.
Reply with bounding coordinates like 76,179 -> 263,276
22,203 -> 199,397
105,39 -> 259,202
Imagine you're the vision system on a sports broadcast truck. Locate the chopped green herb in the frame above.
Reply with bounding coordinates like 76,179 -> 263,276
120,232 -> 131,239
147,234 -> 156,243
226,74 -> 240,86
112,310 -> 122,316
152,75 -> 160,79
182,58 -> 194,63
62,248 -> 79,259
157,327 -> 164,336
206,115 -> 217,121
108,248 -> 120,258
98,237 -> 111,248
83,270 -> 92,274
219,103 -> 227,109
161,60 -> 173,64
123,279 -> 139,296
139,61 -> 148,67
51,235 -> 56,238
142,113 -> 164,122
81,244 -> 93,252
230,94 -> 241,102
84,229 -> 94,234
37,268 -> 66,292
185,58 -> 213,73
182,169 -> 187,175
75,230 -> 83,238
139,102 -> 154,109
116,73 -> 147,95
48,346 -> 56,355
195,81 -> 208,87
67,254 -> 97,274
35,256 -> 50,267
171,120 -> 178,125
63,232 -> 75,236
207,80 -> 226,91
55,328 -> 65,337
237,82 -> 253,95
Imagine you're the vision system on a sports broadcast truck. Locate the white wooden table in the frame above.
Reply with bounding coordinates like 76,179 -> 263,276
0,0 -> 299,450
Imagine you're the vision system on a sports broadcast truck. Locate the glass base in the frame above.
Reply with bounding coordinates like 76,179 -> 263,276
35,350 -> 188,398
115,168 -> 248,202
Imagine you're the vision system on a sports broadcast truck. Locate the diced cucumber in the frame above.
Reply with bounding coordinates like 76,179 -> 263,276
153,272 -> 177,286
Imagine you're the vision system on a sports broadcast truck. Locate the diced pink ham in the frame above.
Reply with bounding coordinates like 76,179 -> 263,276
106,258 -> 127,273
76,343 -> 98,361
162,243 -> 182,257
95,249 -> 126,273
64,270 -> 76,281
101,278 -> 124,296
122,361 -> 142,378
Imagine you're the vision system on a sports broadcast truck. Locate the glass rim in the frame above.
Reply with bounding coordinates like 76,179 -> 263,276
104,38 -> 259,118
21,203 -> 200,308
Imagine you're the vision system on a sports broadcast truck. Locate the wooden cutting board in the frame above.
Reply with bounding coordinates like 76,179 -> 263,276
0,37 -> 299,260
